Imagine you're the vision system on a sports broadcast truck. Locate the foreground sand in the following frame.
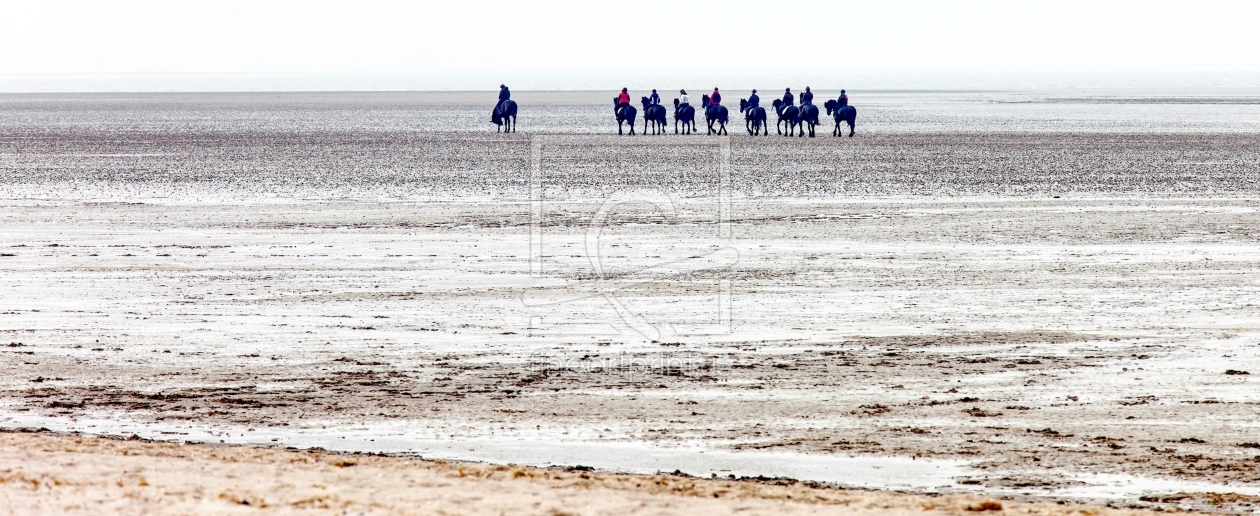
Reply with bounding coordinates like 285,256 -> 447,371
0,431 -> 1169,516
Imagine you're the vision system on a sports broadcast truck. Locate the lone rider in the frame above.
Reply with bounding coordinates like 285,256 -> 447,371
617,87 -> 631,115
649,89 -> 660,105
710,87 -> 721,106
748,89 -> 760,108
838,89 -> 849,108
496,84 -> 511,114
800,86 -> 813,106
678,89 -> 690,108
782,88 -> 794,107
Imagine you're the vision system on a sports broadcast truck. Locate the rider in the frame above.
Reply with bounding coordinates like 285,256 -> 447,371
838,89 -> 848,108
617,87 -> 631,115
710,87 -> 721,106
748,89 -> 760,108
496,84 -> 511,114
782,87 -> 794,107
678,89 -> 689,108
800,86 -> 813,106
649,89 -> 660,105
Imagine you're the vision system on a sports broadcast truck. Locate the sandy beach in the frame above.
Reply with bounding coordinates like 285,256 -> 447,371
1,91 -> 1259,513
4,429 -> 1243,515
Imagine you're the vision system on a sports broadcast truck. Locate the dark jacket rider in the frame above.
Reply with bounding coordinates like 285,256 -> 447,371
782,88 -> 794,107
838,89 -> 848,108
649,89 -> 660,105
800,87 -> 813,106
496,84 -> 511,113
748,90 -> 760,108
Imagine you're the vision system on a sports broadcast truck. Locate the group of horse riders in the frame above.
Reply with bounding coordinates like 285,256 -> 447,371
496,83 -> 849,116
493,83 -> 855,136
612,86 -> 849,116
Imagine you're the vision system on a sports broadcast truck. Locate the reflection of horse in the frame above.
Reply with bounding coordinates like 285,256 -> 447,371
641,97 -> 668,135
614,98 -> 637,135
739,99 -> 768,136
672,99 -> 696,134
700,95 -> 728,135
492,100 -> 517,133
823,100 -> 858,137
771,99 -> 800,136
798,103 -> 820,138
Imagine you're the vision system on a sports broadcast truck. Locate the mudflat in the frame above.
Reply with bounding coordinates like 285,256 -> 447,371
1,91 -> 1258,512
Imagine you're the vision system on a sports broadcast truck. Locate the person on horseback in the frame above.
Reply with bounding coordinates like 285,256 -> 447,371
710,87 -> 721,105
496,84 -> 511,114
649,89 -> 660,105
748,89 -> 760,108
838,89 -> 848,108
800,86 -> 813,106
679,89 -> 689,107
782,88 -> 794,107
617,87 -> 631,116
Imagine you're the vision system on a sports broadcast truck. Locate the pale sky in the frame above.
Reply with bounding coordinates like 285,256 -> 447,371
3,0 -> 1258,74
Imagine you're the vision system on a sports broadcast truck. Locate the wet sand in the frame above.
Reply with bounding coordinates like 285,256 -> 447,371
1,91 -> 1259,512
0,429 -> 1221,515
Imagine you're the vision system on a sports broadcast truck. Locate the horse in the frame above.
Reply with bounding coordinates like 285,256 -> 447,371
700,94 -> 728,135
771,99 -> 801,136
739,98 -> 768,136
672,98 -> 696,134
614,98 -> 637,135
823,100 -> 858,137
641,97 -> 668,135
492,100 -> 517,133
798,102 -> 820,138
